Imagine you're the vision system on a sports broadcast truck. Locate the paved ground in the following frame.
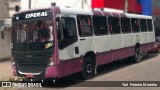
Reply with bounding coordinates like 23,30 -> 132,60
0,59 -> 14,81
0,53 -> 160,90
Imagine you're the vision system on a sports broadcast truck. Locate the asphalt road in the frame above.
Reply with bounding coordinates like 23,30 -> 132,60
0,53 -> 160,90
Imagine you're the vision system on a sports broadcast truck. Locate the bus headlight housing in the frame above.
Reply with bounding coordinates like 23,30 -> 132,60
11,56 -> 15,66
48,57 -> 54,66
12,60 -> 15,66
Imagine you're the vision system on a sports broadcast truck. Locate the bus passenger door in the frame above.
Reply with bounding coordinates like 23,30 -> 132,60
56,15 -> 80,61
76,15 -> 95,58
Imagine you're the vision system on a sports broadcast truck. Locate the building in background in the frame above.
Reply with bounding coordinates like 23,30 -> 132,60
92,0 -> 142,13
92,0 -> 152,16
21,0 -> 123,12
0,0 -> 21,28
0,0 -> 20,20
152,0 -> 160,37
0,0 -> 20,60
21,0 -> 91,10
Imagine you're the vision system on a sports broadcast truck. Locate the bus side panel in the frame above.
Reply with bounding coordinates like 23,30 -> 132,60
141,32 -> 149,44
58,57 -> 83,78
123,46 -> 135,58
45,57 -> 83,78
95,35 -> 112,66
111,34 -> 123,50
123,33 -> 135,57
141,43 -> 150,52
148,31 -> 155,44
96,51 -> 112,66
111,34 -> 124,61
132,33 -> 142,45
95,35 -> 111,53
45,66 -> 59,78
123,34 -> 134,47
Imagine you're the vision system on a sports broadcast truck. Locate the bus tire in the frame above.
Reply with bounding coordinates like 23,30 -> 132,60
82,57 -> 95,80
129,47 -> 141,63
135,47 -> 141,62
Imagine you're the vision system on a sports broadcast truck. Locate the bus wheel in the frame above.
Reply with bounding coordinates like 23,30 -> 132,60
128,47 -> 141,63
82,57 -> 95,80
134,47 -> 141,62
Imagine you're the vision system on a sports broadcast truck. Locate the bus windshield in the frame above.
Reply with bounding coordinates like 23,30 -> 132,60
12,19 -> 54,52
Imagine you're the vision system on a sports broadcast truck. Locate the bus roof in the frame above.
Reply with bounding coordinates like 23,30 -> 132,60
13,6 -> 152,19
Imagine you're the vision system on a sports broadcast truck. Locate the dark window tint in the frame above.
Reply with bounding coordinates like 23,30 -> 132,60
140,19 -> 147,32
12,20 -> 53,52
108,17 -> 121,34
93,16 -> 108,35
147,19 -> 153,31
56,17 -> 77,49
77,15 -> 92,37
121,18 -> 131,33
131,18 -> 140,32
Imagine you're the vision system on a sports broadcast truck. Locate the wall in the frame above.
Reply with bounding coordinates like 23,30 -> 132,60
0,29 -> 11,60
0,0 -> 6,20
21,0 -> 92,10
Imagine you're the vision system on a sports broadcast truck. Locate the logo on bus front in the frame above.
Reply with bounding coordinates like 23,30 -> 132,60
25,11 -> 48,19
26,55 -> 33,58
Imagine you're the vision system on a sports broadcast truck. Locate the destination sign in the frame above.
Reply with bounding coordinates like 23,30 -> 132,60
12,9 -> 52,21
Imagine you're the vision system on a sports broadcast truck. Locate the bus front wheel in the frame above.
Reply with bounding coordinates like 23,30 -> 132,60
82,57 -> 95,80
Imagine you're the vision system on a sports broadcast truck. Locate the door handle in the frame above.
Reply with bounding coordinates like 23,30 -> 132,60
80,38 -> 86,41
75,46 -> 79,54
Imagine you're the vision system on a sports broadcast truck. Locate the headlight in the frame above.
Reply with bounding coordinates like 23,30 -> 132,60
48,60 -> 54,66
11,56 -> 15,66
12,60 -> 15,66
48,55 -> 54,66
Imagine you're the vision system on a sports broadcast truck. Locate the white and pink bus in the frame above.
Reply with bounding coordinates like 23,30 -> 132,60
11,7 -> 155,79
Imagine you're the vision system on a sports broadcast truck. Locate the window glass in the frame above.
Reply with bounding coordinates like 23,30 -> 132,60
121,18 -> 131,33
147,19 -> 153,31
140,19 -> 147,32
131,18 -> 140,32
93,16 -> 108,35
56,17 -> 77,49
77,15 -> 92,37
12,19 -> 53,51
108,17 -> 121,34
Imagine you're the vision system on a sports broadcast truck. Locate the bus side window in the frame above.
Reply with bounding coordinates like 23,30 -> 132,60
147,19 -> 153,32
131,18 -> 140,33
77,15 -> 92,37
93,16 -> 108,36
121,17 -> 131,33
57,17 -> 77,49
140,19 -> 147,32
108,17 -> 121,34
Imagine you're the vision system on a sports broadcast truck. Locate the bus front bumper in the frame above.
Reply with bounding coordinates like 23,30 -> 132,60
12,65 -> 59,79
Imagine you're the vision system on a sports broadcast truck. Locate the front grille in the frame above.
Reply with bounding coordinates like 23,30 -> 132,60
16,58 -> 48,68
12,49 -> 53,77
17,66 -> 45,73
